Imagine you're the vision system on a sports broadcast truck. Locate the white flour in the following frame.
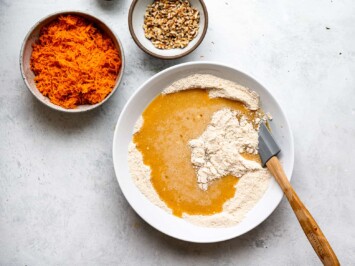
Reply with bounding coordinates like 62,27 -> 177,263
128,141 -> 171,214
128,74 -> 271,227
163,74 -> 260,110
189,108 -> 264,191
132,116 -> 143,134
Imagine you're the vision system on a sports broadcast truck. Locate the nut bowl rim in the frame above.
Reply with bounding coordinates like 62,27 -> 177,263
128,0 -> 209,60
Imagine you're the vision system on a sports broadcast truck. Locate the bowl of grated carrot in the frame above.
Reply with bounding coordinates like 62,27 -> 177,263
20,11 -> 125,112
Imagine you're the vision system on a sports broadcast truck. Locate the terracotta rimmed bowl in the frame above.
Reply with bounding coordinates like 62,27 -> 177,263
112,61 -> 294,243
128,0 -> 208,60
20,11 -> 125,113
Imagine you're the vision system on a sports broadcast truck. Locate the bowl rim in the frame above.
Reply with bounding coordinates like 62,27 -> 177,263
112,61 -> 295,243
19,10 -> 125,113
128,0 -> 209,60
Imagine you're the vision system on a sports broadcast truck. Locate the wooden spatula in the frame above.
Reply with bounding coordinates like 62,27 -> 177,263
258,123 -> 339,266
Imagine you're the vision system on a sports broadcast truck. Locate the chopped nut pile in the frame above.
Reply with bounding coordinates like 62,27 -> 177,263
143,0 -> 200,50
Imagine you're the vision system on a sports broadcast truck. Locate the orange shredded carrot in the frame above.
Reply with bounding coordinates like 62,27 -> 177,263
30,15 -> 121,109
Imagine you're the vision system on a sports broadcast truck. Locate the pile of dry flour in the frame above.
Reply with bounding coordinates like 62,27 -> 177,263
189,108 -> 264,191
163,74 -> 260,110
128,74 -> 271,227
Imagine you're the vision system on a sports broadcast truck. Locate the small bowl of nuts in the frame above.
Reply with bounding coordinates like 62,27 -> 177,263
128,0 -> 208,59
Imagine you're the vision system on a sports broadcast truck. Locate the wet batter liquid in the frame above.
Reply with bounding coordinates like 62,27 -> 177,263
133,89 -> 261,217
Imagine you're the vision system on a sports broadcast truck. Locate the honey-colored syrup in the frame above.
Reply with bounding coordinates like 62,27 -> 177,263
133,89 -> 261,217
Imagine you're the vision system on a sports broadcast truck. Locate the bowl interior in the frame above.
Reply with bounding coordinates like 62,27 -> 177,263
113,62 -> 294,243
20,11 -> 124,113
130,0 -> 207,59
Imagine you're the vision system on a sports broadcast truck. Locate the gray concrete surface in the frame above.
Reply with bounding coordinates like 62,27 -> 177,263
1,0 -> 354,265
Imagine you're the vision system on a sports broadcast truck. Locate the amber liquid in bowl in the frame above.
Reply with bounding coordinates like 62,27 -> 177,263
133,89 -> 261,217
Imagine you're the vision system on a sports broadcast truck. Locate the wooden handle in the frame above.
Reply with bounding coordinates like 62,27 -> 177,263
266,157 -> 339,266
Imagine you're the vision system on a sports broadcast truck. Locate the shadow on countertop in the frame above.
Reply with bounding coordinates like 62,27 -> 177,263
25,91 -> 110,136
95,0 -> 123,11
127,200 -> 290,261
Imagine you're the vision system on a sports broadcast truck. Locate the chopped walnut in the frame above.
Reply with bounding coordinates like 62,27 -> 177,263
143,0 -> 200,50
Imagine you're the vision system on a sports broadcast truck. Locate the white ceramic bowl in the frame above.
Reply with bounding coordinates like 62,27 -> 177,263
20,11 -> 125,113
112,62 -> 294,243
128,0 -> 208,59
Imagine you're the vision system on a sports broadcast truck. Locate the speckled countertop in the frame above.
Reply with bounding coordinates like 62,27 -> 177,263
1,0 -> 354,265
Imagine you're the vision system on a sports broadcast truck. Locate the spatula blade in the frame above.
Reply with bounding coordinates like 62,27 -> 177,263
258,123 -> 281,167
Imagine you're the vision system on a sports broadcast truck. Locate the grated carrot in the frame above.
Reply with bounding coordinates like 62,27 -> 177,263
30,15 -> 121,109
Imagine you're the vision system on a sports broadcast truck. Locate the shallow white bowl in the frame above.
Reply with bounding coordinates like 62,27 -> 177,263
128,0 -> 208,59
20,11 -> 125,113
112,62 -> 294,243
